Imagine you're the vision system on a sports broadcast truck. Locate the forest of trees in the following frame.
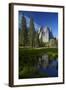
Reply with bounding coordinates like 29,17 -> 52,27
19,15 -> 58,48
19,15 -> 40,48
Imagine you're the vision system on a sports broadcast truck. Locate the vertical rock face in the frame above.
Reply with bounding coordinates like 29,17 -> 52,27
39,26 -> 54,43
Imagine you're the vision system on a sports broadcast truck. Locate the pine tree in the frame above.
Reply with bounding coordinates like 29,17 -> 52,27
28,17 -> 35,47
34,32 -> 39,47
19,15 -> 27,46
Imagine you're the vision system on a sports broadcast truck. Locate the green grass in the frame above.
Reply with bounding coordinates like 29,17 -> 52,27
19,47 -> 58,56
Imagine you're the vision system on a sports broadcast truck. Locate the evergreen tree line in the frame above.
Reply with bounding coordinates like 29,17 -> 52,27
19,15 -> 40,47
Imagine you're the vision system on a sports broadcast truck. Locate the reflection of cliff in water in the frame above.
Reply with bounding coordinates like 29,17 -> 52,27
37,54 -> 58,69
37,54 -> 58,77
38,54 -> 49,68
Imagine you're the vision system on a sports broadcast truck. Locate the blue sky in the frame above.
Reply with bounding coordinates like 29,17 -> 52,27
19,11 -> 58,38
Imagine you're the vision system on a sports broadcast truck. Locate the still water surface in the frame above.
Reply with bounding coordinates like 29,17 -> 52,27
19,54 -> 58,78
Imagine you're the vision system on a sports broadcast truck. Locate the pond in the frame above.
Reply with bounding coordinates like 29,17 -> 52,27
19,49 -> 58,79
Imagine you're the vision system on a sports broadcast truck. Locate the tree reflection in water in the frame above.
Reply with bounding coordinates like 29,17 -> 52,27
19,53 -> 58,79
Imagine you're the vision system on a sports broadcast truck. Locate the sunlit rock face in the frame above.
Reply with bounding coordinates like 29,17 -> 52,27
38,26 -> 54,43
